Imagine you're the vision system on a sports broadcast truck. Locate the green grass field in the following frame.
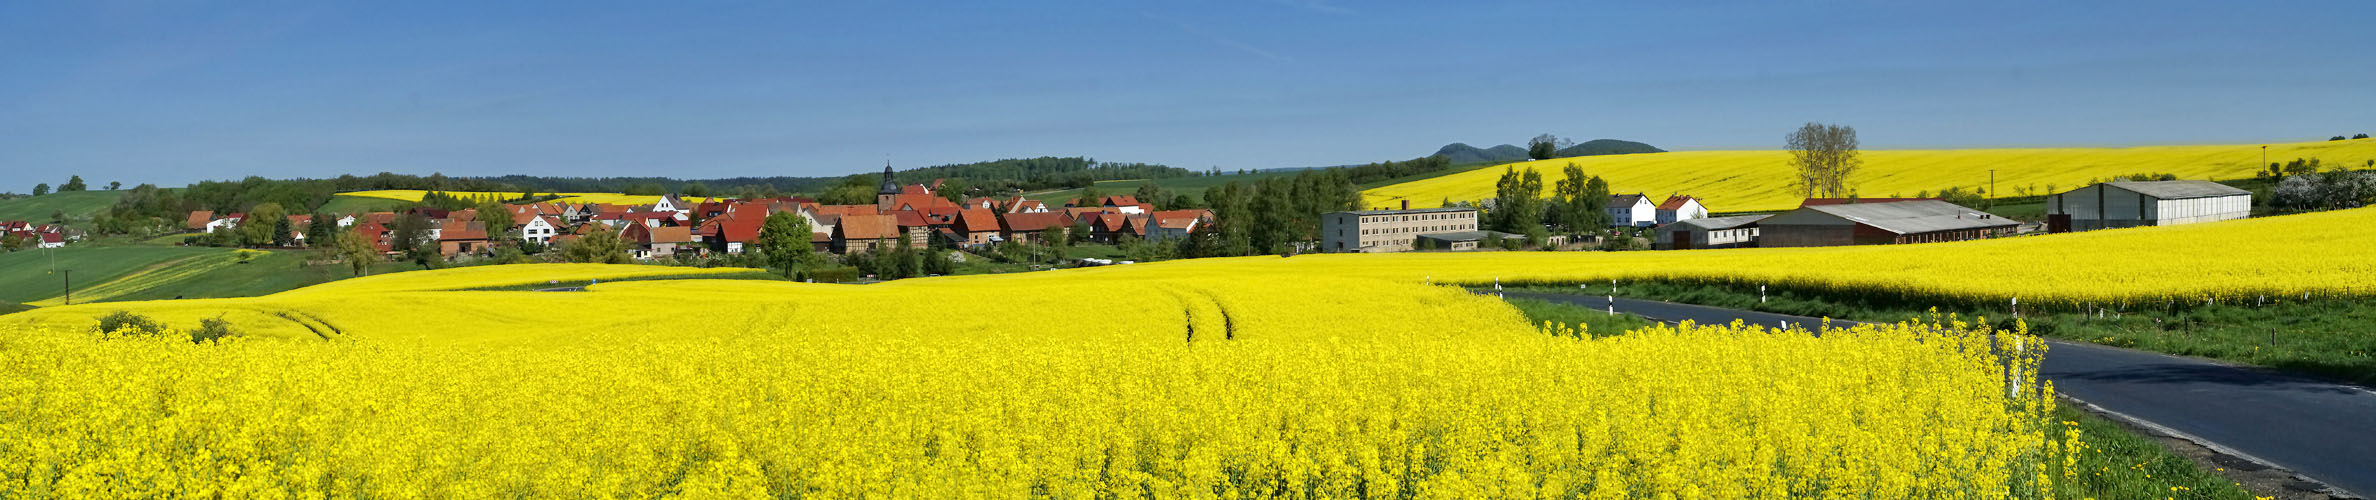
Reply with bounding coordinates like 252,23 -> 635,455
0,190 -> 125,222
0,246 -> 229,304
315,194 -> 415,215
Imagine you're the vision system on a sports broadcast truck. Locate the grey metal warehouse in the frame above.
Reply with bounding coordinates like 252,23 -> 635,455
2044,180 -> 2251,233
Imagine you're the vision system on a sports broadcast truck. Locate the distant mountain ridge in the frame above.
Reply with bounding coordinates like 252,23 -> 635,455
1431,139 -> 1664,164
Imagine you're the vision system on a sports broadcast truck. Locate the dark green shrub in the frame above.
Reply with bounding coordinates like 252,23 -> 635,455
190,316 -> 237,344
95,310 -> 164,336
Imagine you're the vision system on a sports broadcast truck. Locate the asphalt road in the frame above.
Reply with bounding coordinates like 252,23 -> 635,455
1502,291 -> 2376,498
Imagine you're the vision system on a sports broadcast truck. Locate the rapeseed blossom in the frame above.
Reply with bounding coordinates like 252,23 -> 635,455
1,263 -> 2066,497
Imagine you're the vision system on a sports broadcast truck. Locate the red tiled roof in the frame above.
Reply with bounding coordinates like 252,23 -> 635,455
186,211 -> 215,230
1152,209 -> 1211,221
1003,212 -> 1075,232
889,210 -> 930,228
695,213 -> 767,243
957,209 -> 1001,233
811,204 -> 879,217
1657,196 -> 1697,211
890,193 -> 957,211
625,224 -> 692,245
439,221 -> 488,241
1155,217 -> 1199,230
838,213 -> 901,240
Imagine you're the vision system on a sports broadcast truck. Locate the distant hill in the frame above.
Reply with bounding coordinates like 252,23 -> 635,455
1431,139 -> 1664,164
1432,143 -> 1532,164
1556,139 -> 1666,157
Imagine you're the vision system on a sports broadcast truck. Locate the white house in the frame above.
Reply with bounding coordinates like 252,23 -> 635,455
652,195 -> 691,217
2044,180 -> 2252,233
335,215 -> 357,228
1655,195 -> 1708,225
1606,194 -> 1657,227
205,217 -> 241,234
520,215 -> 562,245
36,232 -> 65,249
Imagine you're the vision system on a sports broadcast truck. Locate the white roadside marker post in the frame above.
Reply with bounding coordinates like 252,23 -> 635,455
1760,284 -> 1767,304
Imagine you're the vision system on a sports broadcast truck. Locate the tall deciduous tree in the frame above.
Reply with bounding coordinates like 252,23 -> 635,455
1786,122 -> 1863,198
389,213 -> 437,267
32,183 -> 48,196
475,199 -> 515,244
1490,167 -> 1546,234
337,226 -> 380,276
61,176 -> 87,192
1552,163 -> 1611,233
1527,134 -> 1573,161
753,211 -> 814,278
1134,182 -> 1163,209
241,203 -> 288,247
562,229 -> 632,264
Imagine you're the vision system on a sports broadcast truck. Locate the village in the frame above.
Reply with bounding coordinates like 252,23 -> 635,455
162,165 -> 1216,267
124,167 -> 2261,279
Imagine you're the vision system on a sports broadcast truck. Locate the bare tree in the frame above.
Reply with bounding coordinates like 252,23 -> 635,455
1786,123 -> 1862,198
1527,134 -> 1575,161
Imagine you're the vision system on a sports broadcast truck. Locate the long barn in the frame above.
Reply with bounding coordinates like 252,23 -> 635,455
2044,180 -> 2251,233
1758,200 -> 2016,247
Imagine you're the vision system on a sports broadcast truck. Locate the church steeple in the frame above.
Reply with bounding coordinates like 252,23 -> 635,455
876,161 -> 900,211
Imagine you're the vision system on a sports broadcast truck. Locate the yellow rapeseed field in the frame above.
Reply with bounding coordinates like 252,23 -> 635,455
21,205 -> 2351,496
1364,139 -> 2376,212
341,190 -> 721,206
0,258 -> 2060,497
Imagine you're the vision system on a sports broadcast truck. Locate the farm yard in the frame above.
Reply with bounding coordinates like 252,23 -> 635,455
1362,139 -> 2376,213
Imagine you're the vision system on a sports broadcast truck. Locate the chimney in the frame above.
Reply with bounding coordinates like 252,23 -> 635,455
1401,200 -> 1410,210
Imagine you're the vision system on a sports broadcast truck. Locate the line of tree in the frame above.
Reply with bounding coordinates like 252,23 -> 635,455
1483,163 -> 1612,247
1176,169 -> 1363,257
2264,157 -> 2376,211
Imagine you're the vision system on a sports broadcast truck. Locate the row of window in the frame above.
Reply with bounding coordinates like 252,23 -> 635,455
1359,212 -> 1473,224
1362,223 -> 1474,236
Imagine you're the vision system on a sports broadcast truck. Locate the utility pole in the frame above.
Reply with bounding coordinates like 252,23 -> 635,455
62,270 -> 71,306
1988,169 -> 1996,205
2261,145 -> 2268,173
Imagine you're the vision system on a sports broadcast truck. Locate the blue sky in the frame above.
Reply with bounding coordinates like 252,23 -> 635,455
3,1 -> 2372,187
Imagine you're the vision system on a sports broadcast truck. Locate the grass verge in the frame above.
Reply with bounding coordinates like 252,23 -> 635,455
2052,405 -> 2258,499
1499,295 -> 1660,337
